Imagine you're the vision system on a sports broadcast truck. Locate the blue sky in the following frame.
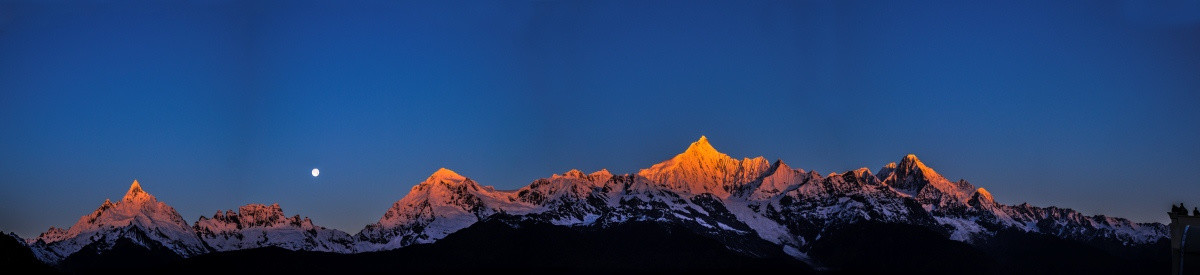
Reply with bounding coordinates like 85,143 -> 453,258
2,0 -> 1198,237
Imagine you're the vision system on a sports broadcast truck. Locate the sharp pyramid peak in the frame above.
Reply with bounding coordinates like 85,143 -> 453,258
128,179 -> 143,193
679,135 -> 730,160
898,154 -> 936,172
772,159 -> 791,169
122,179 -> 154,202
691,135 -> 715,150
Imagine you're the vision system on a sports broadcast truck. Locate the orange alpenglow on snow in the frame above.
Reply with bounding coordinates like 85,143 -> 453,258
122,179 -> 155,203
636,136 -> 770,198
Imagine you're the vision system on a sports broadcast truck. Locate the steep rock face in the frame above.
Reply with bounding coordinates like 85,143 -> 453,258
877,154 -> 975,209
26,136 -> 1167,266
515,169 -> 613,225
194,203 -> 354,253
31,180 -> 207,263
761,169 -> 935,243
354,168 -> 535,251
636,136 -> 770,198
1001,203 -> 1166,245
353,137 -> 1166,260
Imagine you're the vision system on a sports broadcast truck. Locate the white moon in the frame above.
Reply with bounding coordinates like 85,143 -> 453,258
311,168 -> 320,177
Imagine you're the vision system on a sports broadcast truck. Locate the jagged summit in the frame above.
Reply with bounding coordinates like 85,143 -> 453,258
897,154 -> 944,180
883,154 -> 950,188
589,169 -> 612,178
971,187 -> 996,206
683,135 -> 722,157
26,137 -> 1169,266
879,153 -> 979,209
556,169 -> 586,178
359,166 -> 534,251
553,169 -> 613,180
32,179 -> 207,263
637,136 -> 769,197
194,203 -> 354,253
128,179 -> 142,193
122,179 -> 153,202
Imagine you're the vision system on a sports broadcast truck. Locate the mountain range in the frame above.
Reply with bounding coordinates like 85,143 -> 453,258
5,136 -> 1169,273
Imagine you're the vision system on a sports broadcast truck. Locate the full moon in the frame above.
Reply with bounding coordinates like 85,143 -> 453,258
311,168 -> 320,177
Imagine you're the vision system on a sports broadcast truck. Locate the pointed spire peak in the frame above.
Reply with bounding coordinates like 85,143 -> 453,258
122,179 -> 155,202
128,179 -> 143,194
772,159 -> 792,170
898,154 -> 933,170
682,135 -> 725,158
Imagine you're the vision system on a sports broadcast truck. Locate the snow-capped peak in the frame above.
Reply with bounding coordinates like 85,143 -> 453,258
356,168 -> 535,251
973,188 -> 994,204
883,154 -> 949,191
194,203 -> 355,253
852,167 -> 873,179
684,135 -> 722,158
425,168 -> 465,184
122,179 -> 154,203
877,162 -> 898,181
554,169 -> 587,179
636,136 -> 770,197
879,154 -> 977,208
897,154 -> 946,182
589,169 -> 613,179
31,180 -> 207,263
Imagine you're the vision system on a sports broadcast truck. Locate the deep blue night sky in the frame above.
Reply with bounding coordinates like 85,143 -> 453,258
2,0 -> 1199,237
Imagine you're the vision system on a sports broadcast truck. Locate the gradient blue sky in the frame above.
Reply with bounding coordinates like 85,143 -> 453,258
2,0 -> 1199,237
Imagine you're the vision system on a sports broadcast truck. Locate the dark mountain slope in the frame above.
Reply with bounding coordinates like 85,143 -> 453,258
0,233 -> 57,274
170,218 -> 812,273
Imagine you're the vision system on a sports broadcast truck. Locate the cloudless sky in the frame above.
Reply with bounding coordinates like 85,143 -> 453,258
2,0 -> 1199,237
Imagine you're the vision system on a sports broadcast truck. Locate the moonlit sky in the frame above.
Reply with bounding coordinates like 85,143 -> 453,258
2,0 -> 1199,237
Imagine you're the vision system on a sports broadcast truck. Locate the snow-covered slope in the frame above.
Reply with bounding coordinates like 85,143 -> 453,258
636,136 -> 770,198
28,136 -> 1167,264
354,168 -> 536,251
352,136 -> 1167,258
194,203 -> 355,253
30,180 -> 208,263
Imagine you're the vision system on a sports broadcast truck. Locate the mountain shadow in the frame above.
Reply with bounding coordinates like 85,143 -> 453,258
0,233 -> 57,274
172,218 -> 813,273
805,222 -> 1168,275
